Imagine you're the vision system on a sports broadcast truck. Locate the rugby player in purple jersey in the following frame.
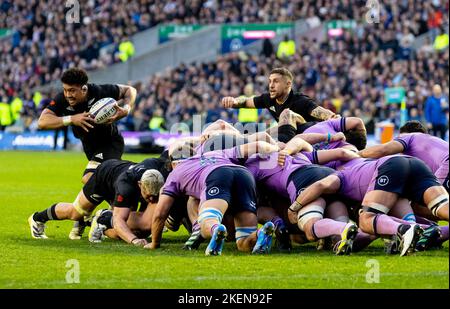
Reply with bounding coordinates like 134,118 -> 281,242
289,154 -> 448,256
244,136 -> 369,255
301,117 -> 367,151
359,121 -> 449,194
147,141 -> 280,255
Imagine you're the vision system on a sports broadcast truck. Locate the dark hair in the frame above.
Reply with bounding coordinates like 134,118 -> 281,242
344,129 -> 367,150
61,68 -> 88,86
399,121 -> 427,134
270,68 -> 293,81
169,143 -> 195,161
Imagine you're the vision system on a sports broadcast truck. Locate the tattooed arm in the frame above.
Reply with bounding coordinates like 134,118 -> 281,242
309,106 -> 338,121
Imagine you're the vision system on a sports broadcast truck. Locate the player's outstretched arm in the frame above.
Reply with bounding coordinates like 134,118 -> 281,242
277,136 -> 313,166
239,141 -> 279,158
309,106 -> 338,121
113,207 -> 148,246
221,96 -> 256,109
38,109 -> 94,132
315,148 -> 360,165
358,141 -> 404,158
289,175 -> 341,214
147,194 -> 175,249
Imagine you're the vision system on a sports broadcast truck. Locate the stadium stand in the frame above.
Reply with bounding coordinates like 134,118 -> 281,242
0,0 -> 448,137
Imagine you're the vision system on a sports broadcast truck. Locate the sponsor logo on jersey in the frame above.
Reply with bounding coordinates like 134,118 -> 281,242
208,187 -> 220,196
117,195 -> 124,202
377,175 -> 389,186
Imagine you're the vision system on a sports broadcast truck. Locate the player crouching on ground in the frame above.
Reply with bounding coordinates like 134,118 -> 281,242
28,158 -> 166,246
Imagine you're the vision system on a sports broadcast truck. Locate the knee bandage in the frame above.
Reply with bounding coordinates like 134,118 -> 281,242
428,194 -> 449,217
198,208 -> 223,225
297,205 -> 324,231
362,203 -> 390,215
73,196 -> 93,217
235,226 -> 257,242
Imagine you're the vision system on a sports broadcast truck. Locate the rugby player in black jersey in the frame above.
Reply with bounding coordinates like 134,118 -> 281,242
37,68 -> 137,239
28,155 -> 184,247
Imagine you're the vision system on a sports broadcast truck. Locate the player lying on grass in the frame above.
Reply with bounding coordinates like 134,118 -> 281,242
289,154 -> 448,256
147,141 -> 280,255
28,156 -> 183,247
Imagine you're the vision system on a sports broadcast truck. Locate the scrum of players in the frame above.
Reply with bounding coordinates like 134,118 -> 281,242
28,67 -> 449,257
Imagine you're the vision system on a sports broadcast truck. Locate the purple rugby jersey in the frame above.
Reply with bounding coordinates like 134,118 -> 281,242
395,133 -> 449,183
303,118 -> 351,150
245,152 -> 312,198
162,147 -> 244,200
336,155 -> 407,201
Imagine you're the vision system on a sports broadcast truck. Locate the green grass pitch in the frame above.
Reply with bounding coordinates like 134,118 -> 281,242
0,151 -> 448,289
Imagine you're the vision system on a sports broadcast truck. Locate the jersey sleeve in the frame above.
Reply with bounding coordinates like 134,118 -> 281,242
393,135 -> 410,151
45,93 -> 66,116
302,150 -> 318,164
113,180 -> 139,209
299,94 -> 319,115
98,84 -> 121,101
253,93 -> 271,109
161,173 -> 181,198
329,117 -> 347,132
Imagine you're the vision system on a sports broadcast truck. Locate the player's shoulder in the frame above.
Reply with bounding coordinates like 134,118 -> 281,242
254,92 -> 272,102
292,91 -> 316,103
88,83 -> 119,99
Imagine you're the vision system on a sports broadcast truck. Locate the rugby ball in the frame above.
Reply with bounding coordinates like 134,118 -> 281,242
89,97 -> 117,124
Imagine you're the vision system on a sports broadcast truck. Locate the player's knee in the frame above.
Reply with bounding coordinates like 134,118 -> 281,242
358,211 -> 375,233
198,208 -> 223,226
68,207 -> 84,221
303,219 -> 320,242
427,194 -> 449,218
297,205 -> 324,240
71,196 -> 94,220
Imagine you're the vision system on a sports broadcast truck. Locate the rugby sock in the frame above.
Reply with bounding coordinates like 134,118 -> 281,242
402,213 -> 416,223
415,215 -> 438,226
390,217 -> 430,230
271,216 -> 285,230
33,204 -> 60,222
352,229 -> 377,252
210,223 -> 219,236
192,220 -> 200,232
312,219 -> 347,238
373,214 -> 401,235
439,225 -> 449,242
97,210 -> 113,230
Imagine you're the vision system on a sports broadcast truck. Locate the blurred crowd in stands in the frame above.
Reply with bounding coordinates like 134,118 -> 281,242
0,0 -> 448,139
